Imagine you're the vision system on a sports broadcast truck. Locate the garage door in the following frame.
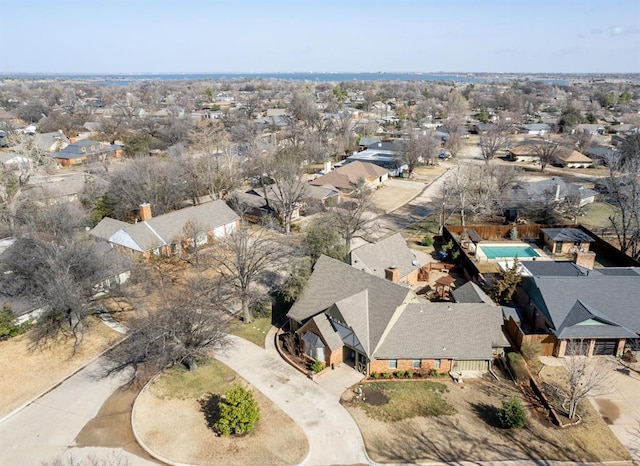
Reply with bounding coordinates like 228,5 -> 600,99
593,340 -> 617,356
455,360 -> 489,371
565,340 -> 590,356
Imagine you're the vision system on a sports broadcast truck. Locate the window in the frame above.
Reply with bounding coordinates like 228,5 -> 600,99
388,359 -> 397,369
412,359 -> 421,369
433,359 -> 441,369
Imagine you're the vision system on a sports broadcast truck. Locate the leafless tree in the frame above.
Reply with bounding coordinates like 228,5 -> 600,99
532,138 -> 560,172
479,123 -> 512,164
572,129 -> 593,153
328,178 -> 373,250
0,236 -> 124,348
606,134 -> 640,260
258,148 -> 307,235
399,129 -> 440,175
105,275 -> 229,380
560,342 -> 611,419
209,224 -> 280,323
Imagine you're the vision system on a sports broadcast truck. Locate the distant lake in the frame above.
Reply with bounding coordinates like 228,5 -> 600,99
1,72 -> 569,86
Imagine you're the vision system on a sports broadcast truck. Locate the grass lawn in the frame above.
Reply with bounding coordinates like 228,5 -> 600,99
344,376 -> 631,464
578,201 -> 618,228
134,358 -> 307,466
229,316 -> 272,348
348,381 -> 455,422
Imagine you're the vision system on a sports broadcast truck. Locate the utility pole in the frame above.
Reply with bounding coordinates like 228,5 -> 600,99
439,180 -> 447,235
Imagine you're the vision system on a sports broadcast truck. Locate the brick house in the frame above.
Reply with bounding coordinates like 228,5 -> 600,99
514,260 -> 640,357
287,255 -> 508,375
348,232 -> 422,286
90,200 -> 239,257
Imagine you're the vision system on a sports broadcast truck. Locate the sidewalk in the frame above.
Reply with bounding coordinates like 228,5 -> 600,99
215,330 -> 370,466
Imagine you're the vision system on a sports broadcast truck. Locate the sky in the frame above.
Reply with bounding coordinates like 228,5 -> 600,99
1,0 -> 639,74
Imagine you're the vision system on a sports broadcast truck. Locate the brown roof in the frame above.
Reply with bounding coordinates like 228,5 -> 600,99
556,149 -> 592,163
310,161 -> 387,191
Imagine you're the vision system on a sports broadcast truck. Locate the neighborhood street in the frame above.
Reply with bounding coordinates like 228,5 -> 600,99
0,357 -> 157,465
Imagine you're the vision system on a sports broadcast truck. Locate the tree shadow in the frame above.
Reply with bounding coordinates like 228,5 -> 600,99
199,393 -> 222,431
470,401 -> 502,428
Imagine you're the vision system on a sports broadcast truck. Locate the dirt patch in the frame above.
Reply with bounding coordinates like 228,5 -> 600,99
133,361 -> 307,465
362,387 -> 389,406
0,318 -> 122,418
595,398 -> 620,425
345,375 -> 631,464
73,387 -> 160,463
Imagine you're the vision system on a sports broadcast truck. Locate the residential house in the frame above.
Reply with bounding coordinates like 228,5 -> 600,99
521,123 -> 551,135
90,200 -> 239,257
514,260 -> 640,357
541,227 -> 595,256
51,140 -> 122,167
310,161 -> 388,193
33,131 -> 70,153
0,152 -> 31,171
503,176 -> 597,217
346,141 -> 407,176
348,233 -> 421,286
288,255 -> 508,375
554,148 -> 593,168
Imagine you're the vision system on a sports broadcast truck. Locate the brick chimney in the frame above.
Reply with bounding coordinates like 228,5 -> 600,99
139,203 -> 152,221
574,250 -> 596,270
385,267 -> 400,283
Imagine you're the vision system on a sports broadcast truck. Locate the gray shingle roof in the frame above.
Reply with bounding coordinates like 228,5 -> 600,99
541,228 -> 595,243
287,255 -> 411,358
524,275 -> 640,337
452,281 -> 494,304
349,233 -> 420,281
555,300 -> 637,339
374,302 -> 508,359
91,200 -> 239,252
522,261 -> 595,277
309,314 -> 343,352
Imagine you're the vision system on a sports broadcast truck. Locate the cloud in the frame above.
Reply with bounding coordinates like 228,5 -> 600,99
609,25 -> 640,36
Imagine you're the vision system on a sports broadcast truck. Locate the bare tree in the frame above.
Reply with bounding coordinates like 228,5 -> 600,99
328,178 -> 373,250
532,138 -> 560,172
560,342 -> 611,419
606,134 -> 640,260
479,123 -> 512,164
399,129 -> 439,175
106,276 -> 229,380
210,224 -> 280,323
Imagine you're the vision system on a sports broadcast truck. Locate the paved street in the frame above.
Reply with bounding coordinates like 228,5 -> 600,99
0,358 -> 157,465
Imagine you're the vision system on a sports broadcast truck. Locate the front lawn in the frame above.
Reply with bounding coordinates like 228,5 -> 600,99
229,317 -> 272,348
344,376 -> 631,464
346,381 -> 455,422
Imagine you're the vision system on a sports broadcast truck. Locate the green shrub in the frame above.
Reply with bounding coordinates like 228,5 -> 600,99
497,397 -> 527,429
370,371 -> 380,379
422,235 -> 434,247
382,372 -> 392,379
406,370 -> 414,378
429,369 -> 438,377
0,306 -> 30,340
214,385 -> 260,436
311,359 -> 324,373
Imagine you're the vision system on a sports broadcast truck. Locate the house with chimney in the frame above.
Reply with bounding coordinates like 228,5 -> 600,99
90,200 -> 239,257
511,260 -> 640,357
287,255 -> 508,375
348,233 -> 422,286
309,161 -> 388,194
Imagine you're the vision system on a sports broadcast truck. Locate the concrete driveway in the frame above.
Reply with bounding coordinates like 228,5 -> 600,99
0,358 -> 157,465
589,359 -> 640,463
215,331 -> 370,466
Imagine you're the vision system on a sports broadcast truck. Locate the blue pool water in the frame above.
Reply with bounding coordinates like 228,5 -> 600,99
480,245 -> 540,259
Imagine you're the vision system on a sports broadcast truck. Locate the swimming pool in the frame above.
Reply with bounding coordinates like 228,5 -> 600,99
478,244 -> 540,259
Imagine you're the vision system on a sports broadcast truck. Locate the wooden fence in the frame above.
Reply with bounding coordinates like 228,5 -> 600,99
506,317 -> 556,356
